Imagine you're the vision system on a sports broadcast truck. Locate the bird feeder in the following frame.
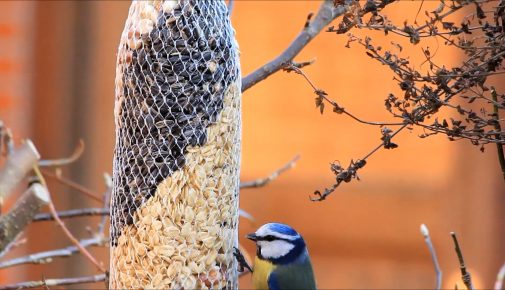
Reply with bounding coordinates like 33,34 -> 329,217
110,0 -> 241,288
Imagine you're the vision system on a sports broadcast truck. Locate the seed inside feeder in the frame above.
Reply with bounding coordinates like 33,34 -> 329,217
110,0 -> 241,289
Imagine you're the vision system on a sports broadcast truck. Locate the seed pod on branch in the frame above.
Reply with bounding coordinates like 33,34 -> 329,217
110,0 -> 241,289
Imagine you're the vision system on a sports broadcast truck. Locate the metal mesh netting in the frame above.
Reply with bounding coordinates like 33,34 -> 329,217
110,0 -> 241,288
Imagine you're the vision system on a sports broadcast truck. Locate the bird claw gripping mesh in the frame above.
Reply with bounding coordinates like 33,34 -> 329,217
110,1 -> 241,288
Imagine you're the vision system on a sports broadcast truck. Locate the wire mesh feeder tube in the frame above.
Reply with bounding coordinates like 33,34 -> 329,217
110,1 -> 241,288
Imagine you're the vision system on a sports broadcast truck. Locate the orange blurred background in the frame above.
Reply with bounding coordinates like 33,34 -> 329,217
0,1 -> 504,289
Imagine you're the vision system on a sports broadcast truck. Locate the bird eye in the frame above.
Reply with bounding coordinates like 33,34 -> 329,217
264,235 -> 276,241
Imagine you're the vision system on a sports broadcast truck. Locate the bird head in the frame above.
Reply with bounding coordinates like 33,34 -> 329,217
247,223 -> 307,265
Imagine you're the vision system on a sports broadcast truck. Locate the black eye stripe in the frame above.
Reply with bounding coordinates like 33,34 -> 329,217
257,235 -> 293,242
264,235 -> 275,241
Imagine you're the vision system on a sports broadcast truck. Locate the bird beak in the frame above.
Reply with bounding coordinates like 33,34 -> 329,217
246,233 -> 258,241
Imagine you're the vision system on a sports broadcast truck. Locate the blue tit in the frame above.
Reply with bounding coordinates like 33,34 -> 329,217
247,223 -> 316,290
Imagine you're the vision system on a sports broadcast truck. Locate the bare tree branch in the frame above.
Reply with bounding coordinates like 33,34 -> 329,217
36,162 -> 107,274
35,150 -> 300,222
0,183 -> 49,256
32,164 -> 292,222
0,140 -> 40,200
451,232 -> 474,290
240,155 -> 300,189
285,64 -> 405,126
420,224 -> 442,290
41,169 -> 103,202
311,124 -> 407,201
0,236 -> 106,269
0,274 -> 107,290
47,197 -> 106,273
242,0 -> 371,91
33,207 -> 109,222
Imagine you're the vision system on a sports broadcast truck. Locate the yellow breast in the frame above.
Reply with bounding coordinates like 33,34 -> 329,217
252,256 -> 276,290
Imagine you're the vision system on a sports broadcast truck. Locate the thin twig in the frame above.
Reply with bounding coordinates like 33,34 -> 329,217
362,125 -> 407,160
286,64 -> 405,126
413,0 -> 425,24
47,199 -> 106,273
420,224 -> 442,290
242,0 -> 376,91
0,236 -> 107,269
311,124 -> 407,201
0,274 -> 106,290
41,169 -> 102,202
415,1 -> 468,32
38,140 -> 84,167
491,87 -> 505,183
495,262 -> 505,290
416,123 -> 505,144
451,232 -> 474,290
240,155 -> 300,189
343,25 -> 505,146
33,207 -> 109,222
291,59 -> 316,70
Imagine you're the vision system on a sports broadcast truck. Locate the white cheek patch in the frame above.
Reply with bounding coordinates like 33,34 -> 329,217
258,240 -> 295,259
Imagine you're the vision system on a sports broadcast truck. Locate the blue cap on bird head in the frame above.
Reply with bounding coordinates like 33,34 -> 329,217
247,223 -> 307,265
266,223 -> 299,236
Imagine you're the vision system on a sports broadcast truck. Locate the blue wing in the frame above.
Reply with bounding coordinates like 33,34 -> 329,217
267,270 -> 280,290
267,262 -> 317,290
